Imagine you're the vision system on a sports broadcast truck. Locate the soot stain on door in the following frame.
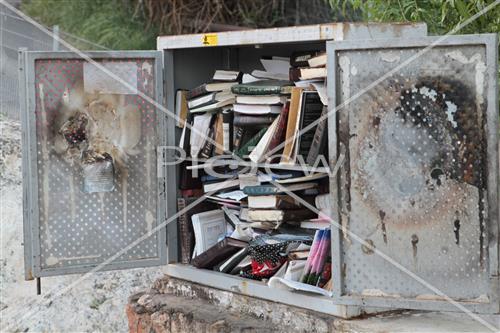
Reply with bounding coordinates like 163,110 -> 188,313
350,74 -> 487,265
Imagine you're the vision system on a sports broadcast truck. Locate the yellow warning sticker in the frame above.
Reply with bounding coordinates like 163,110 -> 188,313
201,33 -> 218,46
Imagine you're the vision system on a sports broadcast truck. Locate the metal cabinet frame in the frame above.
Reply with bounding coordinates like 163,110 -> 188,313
20,51 -> 168,279
327,34 -> 499,314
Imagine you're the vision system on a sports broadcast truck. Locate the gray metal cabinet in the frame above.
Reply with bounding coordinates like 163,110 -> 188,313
20,23 -> 499,317
327,34 -> 499,314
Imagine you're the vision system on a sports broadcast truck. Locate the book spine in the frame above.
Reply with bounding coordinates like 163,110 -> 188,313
289,67 -> 301,82
186,84 -> 208,100
187,93 -> 216,109
222,111 -> 233,152
233,114 -> 275,127
177,197 -> 191,264
235,127 -> 268,158
281,87 -> 303,164
297,93 -> 323,159
214,113 -> 224,155
301,229 -> 324,283
291,51 -> 318,67
176,90 -> 189,128
199,121 -> 216,158
243,185 -> 278,196
231,85 -> 282,95
306,105 -> 328,166
232,126 -> 245,152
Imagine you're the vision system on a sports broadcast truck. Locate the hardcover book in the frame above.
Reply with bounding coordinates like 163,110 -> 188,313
290,50 -> 321,67
191,210 -> 227,258
234,127 -> 268,158
289,67 -> 327,81
233,114 -> 276,127
231,80 -> 293,95
236,95 -> 286,105
280,87 -> 303,164
247,208 -> 316,222
175,90 -> 188,128
177,198 -> 217,263
247,194 -> 314,209
296,91 -> 323,161
191,237 -> 248,269
242,182 -> 318,196
187,82 -> 238,100
306,105 -> 328,165
233,103 -> 282,115
265,102 -> 290,160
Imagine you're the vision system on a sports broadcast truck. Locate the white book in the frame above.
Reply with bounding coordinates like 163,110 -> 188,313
188,92 -> 215,109
276,172 -> 328,184
298,67 -> 327,80
238,173 -> 274,190
307,53 -> 327,67
179,120 -> 187,149
236,95 -> 287,105
191,210 -> 227,255
251,70 -> 289,81
188,91 -> 235,109
242,73 -> 266,84
203,179 -> 240,193
190,113 -> 213,157
190,97 -> 236,113
293,79 -> 322,88
249,116 -> 280,163
213,70 -> 241,81
233,103 -> 282,115
205,81 -> 238,92
300,221 -> 331,229
260,57 -> 290,76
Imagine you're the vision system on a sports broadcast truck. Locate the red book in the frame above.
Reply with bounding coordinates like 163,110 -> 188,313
265,102 -> 290,161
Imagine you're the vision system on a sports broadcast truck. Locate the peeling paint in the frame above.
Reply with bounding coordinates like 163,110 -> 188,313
339,56 -> 351,99
444,100 -> 458,128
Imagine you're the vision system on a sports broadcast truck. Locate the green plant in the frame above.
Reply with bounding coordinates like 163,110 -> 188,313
22,0 -> 158,49
329,0 -> 500,35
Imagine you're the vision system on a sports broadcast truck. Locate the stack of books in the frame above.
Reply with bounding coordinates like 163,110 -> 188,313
175,49 -> 333,295
232,79 -> 292,161
289,51 -> 327,92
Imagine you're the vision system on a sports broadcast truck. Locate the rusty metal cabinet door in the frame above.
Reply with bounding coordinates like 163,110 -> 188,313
19,51 -> 170,279
327,34 -> 499,313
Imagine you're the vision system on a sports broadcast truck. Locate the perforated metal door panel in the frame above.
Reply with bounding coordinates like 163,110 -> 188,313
20,51 -> 167,278
327,35 -> 499,312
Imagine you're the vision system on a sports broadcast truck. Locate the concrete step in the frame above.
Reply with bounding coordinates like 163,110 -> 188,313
127,275 -> 500,333
127,275 -> 337,333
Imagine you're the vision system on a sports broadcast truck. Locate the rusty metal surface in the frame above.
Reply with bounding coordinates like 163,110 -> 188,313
331,36 -> 498,304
